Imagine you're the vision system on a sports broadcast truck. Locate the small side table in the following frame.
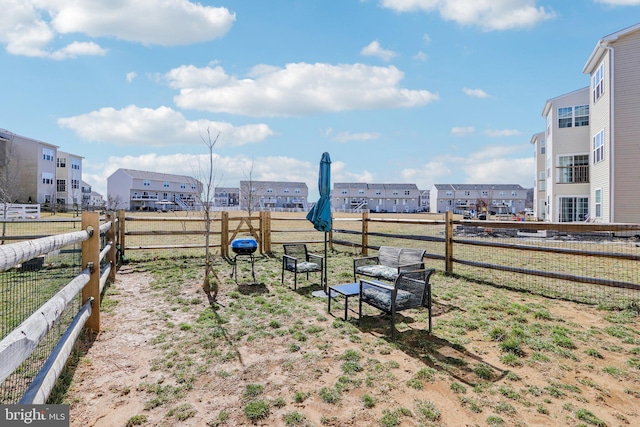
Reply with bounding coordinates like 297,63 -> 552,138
328,283 -> 360,321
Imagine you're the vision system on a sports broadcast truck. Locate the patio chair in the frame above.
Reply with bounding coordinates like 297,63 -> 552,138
281,244 -> 324,290
358,269 -> 435,340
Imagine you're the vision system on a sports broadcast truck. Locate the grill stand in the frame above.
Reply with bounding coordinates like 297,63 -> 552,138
230,253 -> 256,284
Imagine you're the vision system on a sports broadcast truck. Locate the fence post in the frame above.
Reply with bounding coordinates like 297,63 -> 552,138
221,211 -> 229,258
361,211 -> 369,256
81,211 -> 100,333
445,211 -> 453,274
262,211 -> 272,254
106,212 -> 116,282
118,209 -> 126,260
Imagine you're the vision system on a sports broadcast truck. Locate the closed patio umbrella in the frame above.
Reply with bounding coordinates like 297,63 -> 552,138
306,152 -> 331,296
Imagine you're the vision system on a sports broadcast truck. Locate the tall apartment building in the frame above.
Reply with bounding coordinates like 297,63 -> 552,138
532,23 -> 640,223
0,128 -> 60,204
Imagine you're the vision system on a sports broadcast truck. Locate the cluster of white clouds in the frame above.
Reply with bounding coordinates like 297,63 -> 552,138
0,0 -> 234,59
7,0 -> 632,195
168,62 -> 438,117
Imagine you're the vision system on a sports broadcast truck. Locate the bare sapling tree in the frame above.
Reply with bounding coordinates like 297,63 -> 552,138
199,128 -> 222,299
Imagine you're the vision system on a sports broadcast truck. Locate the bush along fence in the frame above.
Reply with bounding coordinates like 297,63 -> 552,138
0,212 -> 117,404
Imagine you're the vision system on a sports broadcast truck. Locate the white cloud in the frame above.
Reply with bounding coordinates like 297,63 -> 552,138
126,72 -> 137,83
380,0 -> 555,31
484,129 -> 521,137
0,0 -> 235,58
57,105 -> 274,147
451,126 -> 474,137
400,160 -> 452,189
423,33 -> 432,44
170,62 -> 439,117
463,87 -> 490,98
87,153 -> 371,201
413,51 -> 428,61
464,157 -> 533,185
360,40 -> 398,62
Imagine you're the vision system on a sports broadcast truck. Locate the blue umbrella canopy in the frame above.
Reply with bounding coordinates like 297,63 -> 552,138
306,152 -> 332,232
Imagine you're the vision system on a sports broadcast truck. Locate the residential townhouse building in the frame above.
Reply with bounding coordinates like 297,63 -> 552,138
214,187 -> 240,208
107,168 -> 203,211
539,88 -> 591,222
430,184 -> 527,215
0,128 -> 59,204
56,151 -> 84,207
90,191 -> 105,209
530,132 -> 546,220
582,23 -> 640,223
239,180 -> 308,211
333,183 -> 421,213
81,181 -> 92,208
532,23 -> 640,223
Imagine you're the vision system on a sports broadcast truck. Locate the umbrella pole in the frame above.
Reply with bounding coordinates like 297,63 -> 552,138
324,231 -> 328,293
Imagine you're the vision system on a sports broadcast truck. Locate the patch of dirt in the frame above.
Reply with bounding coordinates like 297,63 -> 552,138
66,263 -> 640,427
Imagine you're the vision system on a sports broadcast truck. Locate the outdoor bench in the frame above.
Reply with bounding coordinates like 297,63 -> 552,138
353,246 -> 426,282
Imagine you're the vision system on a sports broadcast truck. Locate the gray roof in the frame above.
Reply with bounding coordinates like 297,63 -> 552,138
239,180 -> 308,188
433,184 -> 526,191
115,168 -> 199,183
334,182 -> 419,190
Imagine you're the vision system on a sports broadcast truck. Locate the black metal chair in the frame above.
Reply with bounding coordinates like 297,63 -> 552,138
358,269 -> 435,339
281,244 -> 324,290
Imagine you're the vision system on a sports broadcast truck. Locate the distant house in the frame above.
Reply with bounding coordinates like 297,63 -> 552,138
214,187 -> 240,208
239,180 -> 308,211
430,184 -> 528,215
333,183 -> 421,213
107,168 -> 203,211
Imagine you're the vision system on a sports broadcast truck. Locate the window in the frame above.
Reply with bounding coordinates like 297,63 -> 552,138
358,189 -> 364,194
341,190 -> 347,195
404,190 -> 410,195
538,171 -> 546,191
499,191 -> 505,197
540,139 -> 545,155
392,190 -> 399,195
375,190 -> 381,195
546,114 -> 552,137
595,189 -> 602,218
42,172 -> 54,184
284,188 -> 290,193
575,105 -> 589,127
482,191 -> 488,197
559,197 -> 588,222
593,130 -> 605,163
446,191 -> 453,196
57,179 -> 66,192
558,107 -> 573,128
546,157 -> 551,178
464,191 -> 470,196
558,105 -> 589,128
557,155 -> 589,183
143,179 -> 150,186
71,159 -> 80,170
191,183 -> 196,189
511,191 -> 518,196
71,179 -> 79,189
42,148 -> 54,161
267,188 -> 273,193
593,63 -> 604,102
57,157 -> 66,167
163,181 -> 170,188
180,183 -> 186,189
295,188 -> 301,194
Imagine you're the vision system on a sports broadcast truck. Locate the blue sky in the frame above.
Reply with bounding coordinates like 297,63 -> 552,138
1,1 -> 639,200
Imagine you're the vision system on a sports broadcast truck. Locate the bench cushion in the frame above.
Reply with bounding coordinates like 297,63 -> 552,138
355,265 -> 398,281
362,287 -> 412,312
